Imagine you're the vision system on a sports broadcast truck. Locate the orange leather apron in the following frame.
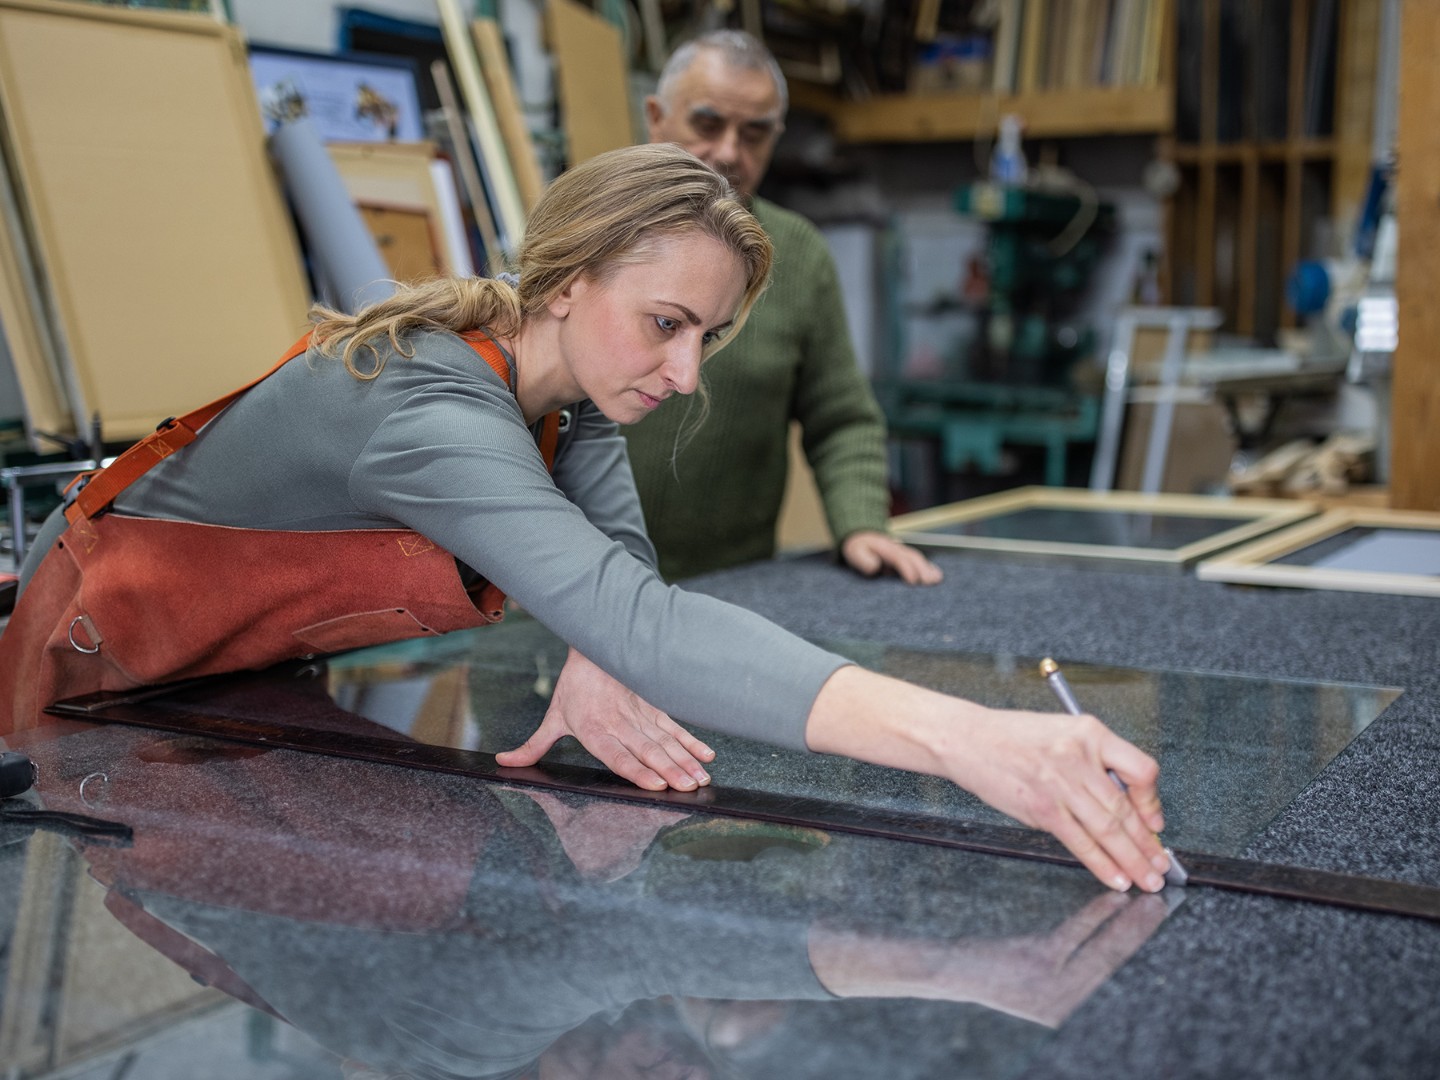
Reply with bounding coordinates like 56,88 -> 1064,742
0,330 -> 559,734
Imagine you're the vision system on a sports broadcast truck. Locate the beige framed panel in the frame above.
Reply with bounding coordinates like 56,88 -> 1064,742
0,0 -> 311,445
1196,508 -> 1440,598
890,487 -> 1317,567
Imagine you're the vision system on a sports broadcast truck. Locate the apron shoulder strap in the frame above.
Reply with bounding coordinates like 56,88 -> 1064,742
459,330 -> 561,470
66,333 -> 313,524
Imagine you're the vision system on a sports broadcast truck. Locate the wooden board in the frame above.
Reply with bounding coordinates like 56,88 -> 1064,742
0,0 -> 310,445
1392,0 -> 1440,510
547,0 -> 635,166
1196,508 -> 1440,597
471,17 -> 544,213
890,487 -> 1316,567
435,0 -> 525,253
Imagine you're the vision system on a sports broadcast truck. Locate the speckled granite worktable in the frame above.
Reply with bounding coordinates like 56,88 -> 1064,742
1,548 -> 1436,1079
694,551 -> 1440,1080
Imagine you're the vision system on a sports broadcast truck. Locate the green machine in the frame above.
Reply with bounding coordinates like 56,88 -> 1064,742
955,181 -> 1115,386
880,181 -> 1114,488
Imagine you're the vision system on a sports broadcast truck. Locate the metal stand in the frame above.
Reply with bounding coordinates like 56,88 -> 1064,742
1,458 -> 104,567
1089,307 -> 1224,493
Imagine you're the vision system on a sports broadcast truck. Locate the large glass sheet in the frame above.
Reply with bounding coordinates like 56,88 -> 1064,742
5,718 -> 1180,1079
122,615 -> 1400,858
922,507 -> 1247,549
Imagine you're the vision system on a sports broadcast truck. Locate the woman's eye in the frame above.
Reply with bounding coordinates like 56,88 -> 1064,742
655,316 -> 678,333
702,329 -> 725,345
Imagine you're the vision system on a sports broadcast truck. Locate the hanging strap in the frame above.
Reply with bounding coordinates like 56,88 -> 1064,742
66,329 -> 562,526
65,333 -> 314,525
462,329 -> 560,468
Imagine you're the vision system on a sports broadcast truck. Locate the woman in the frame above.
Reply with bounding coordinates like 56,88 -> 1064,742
0,144 -> 1171,894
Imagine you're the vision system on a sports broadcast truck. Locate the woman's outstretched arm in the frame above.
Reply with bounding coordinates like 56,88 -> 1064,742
804,665 -> 1172,893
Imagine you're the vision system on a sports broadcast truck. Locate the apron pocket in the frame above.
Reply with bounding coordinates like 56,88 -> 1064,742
293,608 -> 439,654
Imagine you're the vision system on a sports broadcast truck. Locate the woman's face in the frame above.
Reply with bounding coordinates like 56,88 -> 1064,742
546,230 -> 747,425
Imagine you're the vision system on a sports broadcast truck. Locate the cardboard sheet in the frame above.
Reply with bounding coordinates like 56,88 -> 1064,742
547,0 -> 636,166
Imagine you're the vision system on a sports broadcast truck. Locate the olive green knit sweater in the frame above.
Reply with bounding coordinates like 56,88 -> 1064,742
623,197 -> 890,581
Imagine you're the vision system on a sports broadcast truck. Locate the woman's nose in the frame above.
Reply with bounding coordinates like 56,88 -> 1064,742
662,341 -> 702,396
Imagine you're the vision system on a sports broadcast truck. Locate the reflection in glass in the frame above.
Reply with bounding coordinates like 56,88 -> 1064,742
128,616 -> 1400,859
923,507 -> 1247,549
9,720 -> 1178,1080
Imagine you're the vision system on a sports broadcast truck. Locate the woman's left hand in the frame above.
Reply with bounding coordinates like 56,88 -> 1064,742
495,648 -> 716,791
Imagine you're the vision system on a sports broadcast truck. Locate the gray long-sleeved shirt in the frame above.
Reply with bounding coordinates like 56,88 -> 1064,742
25,331 -> 845,750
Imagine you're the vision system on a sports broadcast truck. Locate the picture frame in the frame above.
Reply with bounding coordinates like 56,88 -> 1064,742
1195,508 -> 1440,597
247,43 -> 426,143
889,487 -> 1317,569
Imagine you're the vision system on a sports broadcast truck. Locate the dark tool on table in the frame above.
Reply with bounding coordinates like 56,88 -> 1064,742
1039,657 -> 1189,888
1,750 -> 37,798
0,750 -> 132,844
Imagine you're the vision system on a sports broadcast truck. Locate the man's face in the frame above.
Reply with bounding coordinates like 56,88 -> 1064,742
644,49 -> 784,199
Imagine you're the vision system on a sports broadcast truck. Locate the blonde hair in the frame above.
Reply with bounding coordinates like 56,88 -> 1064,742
309,143 -> 772,388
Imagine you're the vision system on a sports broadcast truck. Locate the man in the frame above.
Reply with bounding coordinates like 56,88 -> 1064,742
625,30 -> 941,585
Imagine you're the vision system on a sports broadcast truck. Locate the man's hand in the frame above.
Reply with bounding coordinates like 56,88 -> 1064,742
840,530 -> 943,585
495,648 -> 715,792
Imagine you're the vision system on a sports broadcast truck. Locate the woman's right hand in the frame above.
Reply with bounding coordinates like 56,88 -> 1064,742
804,665 -> 1172,893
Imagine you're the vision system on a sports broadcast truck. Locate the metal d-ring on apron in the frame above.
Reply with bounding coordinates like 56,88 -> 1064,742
67,615 -> 102,654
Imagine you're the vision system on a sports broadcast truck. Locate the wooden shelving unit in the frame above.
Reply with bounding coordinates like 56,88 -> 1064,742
791,82 -> 1173,142
789,0 -> 1176,144
1161,0 -> 1379,342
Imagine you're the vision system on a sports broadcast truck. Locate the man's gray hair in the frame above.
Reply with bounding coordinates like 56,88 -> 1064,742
655,29 -> 789,116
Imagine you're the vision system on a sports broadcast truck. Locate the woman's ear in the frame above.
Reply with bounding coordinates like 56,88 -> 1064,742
546,274 -> 587,320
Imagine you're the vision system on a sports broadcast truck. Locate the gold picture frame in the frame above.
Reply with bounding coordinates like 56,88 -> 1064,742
1195,508 -> 1440,597
889,487 -> 1316,569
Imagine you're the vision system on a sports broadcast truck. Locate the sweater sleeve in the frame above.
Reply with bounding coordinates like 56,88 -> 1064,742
780,211 -> 892,543
349,374 -> 847,752
550,400 -> 658,573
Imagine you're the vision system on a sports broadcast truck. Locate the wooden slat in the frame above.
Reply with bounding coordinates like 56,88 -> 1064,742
1237,153 -> 1260,338
1279,0 -> 1311,331
1333,0 -> 1380,224
1193,0 -> 1219,311
1391,0 -> 1440,509
471,18 -> 544,213
436,0 -> 526,252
